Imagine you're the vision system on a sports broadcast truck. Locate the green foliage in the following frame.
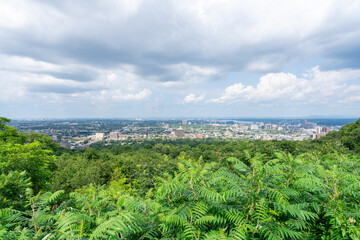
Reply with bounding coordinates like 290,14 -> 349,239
0,117 -> 10,130
2,117 -> 360,239
0,117 -> 27,144
0,171 -> 31,209
325,118 -> 360,152
0,140 -> 56,192
0,118 -> 56,192
4,151 -> 360,239
52,151 -> 113,192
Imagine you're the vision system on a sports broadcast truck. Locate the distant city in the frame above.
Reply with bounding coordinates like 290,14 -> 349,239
9,118 -> 357,149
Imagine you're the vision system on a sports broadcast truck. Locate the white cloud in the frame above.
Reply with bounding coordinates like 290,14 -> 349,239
1,1 -> 360,117
161,63 -> 221,88
120,89 -> 151,100
0,55 -> 61,73
183,93 -> 205,104
100,88 -> 151,101
0,55 -> 152,103
210,67 -> 360,105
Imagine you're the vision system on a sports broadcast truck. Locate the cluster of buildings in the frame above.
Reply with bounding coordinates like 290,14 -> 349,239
59,120 -> 332,149
166,119 -> 333,141
9,118 -> 348,149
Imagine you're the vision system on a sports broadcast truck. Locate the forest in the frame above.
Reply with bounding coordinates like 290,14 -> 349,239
1,116 -> 360,239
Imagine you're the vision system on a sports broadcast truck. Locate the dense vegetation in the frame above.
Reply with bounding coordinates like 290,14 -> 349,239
1,116 -> 360,239
324,118 -> 360,153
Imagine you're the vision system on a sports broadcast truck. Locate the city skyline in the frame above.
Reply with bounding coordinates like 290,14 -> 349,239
1,1 -> 360,118
10,117 -> 351,149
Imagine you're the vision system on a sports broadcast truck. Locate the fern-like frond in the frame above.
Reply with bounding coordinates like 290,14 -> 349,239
89,212 -> 139,240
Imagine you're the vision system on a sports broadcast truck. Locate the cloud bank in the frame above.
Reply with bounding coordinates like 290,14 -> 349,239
210,67 -> 360,106
1,0 -> 360,117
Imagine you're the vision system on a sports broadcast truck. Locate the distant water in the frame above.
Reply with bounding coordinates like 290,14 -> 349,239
228,118 -> 358,126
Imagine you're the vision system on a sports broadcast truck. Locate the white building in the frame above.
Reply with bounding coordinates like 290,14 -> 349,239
250,124 -> 259,130
95,133 -> 105,141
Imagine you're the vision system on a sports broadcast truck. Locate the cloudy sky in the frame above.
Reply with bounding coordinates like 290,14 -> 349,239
1,0 -> 360,119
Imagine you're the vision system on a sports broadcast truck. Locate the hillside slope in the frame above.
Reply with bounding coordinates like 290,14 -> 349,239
325,118 -> 360,152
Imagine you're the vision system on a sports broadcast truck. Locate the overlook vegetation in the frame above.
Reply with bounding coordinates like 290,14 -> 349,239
324,118 -> 360,153
1,116 -> 360,239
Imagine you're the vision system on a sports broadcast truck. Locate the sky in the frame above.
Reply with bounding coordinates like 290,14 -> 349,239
1,0 -> 360,119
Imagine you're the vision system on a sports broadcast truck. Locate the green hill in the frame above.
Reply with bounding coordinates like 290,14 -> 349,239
325,117 -> 360,152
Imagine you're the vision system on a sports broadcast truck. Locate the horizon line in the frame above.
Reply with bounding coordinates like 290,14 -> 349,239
7,116 -> 359,121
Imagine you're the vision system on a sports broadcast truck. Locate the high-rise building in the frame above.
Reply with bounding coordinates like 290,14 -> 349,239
250,124 -> 259,130
95,133 -> 105,141
321,127 -> 330,136
182,120 -> 188,125
265,124 -> 272,130
175,127 -> 185,137
322,127 -> 329,132
109,132 -> 121,140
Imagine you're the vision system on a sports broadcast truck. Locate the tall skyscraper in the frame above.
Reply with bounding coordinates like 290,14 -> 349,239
316,126 -> 322,135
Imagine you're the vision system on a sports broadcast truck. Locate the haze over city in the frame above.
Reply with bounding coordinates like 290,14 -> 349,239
1,0 -> 360,118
